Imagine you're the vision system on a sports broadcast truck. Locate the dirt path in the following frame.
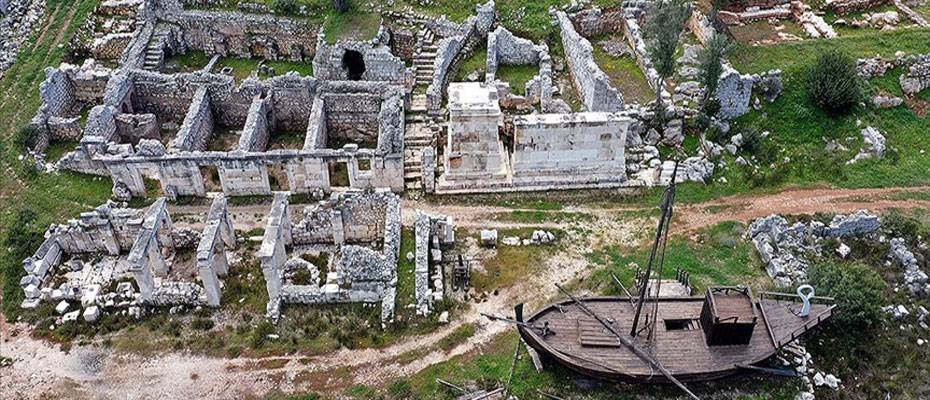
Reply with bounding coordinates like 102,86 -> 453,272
3,185 -> 930,399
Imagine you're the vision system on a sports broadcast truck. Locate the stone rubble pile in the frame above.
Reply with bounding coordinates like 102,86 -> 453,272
889,237 -> 930,297
847,126 -> 886,164
857,52 -> 930,95
779,342 -> 841,400
415,211 -> 454,315
498,230 -> 557,247
748,211 -> 881,286
0,0 -> 45,79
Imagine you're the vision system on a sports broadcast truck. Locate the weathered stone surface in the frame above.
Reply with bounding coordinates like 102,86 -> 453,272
555,11 -> 623,112
847,126 -> 886,164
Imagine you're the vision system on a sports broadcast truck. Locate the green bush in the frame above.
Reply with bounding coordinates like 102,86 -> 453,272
271,0 -> 299,15
808,261 -> 885,333
191,317 -> 215,331
806,51 -> 863,115
249,321 -> 276,349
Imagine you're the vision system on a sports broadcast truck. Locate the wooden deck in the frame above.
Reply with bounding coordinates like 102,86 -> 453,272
520,292 -> 834,383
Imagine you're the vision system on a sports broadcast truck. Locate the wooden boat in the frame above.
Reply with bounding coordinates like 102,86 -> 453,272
517,287 -> 835,383
509,165 -> 836,393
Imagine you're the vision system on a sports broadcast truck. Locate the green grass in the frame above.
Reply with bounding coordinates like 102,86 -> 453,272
586,221 -> 766,293
592,37 -> 655,104
453,47 -> 487,82
322,10 -> 381,44
495,64 -> 538,95
44,140 -> 79,162
267,130 -> 307,149
436,322 -> 476,351
166,51 -> 314,82
470,228 -> 561,293
728,28 -> 930,190
0,0 -> 110,320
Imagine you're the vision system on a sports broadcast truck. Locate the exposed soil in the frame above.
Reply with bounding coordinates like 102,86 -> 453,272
3,185 -> 930,399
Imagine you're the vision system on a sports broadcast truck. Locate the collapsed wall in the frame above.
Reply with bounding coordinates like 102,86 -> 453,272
261,191 -> 401,325
30,61 -> 114,152
20,197 -> 234,318
485,26 -> 558,111
900,53 -> 930,95
414,211 -> 455,315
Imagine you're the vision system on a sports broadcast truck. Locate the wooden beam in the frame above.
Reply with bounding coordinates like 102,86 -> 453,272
556,284 -> 701,400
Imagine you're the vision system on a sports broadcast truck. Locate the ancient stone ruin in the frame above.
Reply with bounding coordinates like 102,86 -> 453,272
260,190 -> 401,325
20,196 -> 236,321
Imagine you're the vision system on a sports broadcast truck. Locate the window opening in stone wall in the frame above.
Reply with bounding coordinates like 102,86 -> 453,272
329,161 -> 351,187
200,165 -> 222,193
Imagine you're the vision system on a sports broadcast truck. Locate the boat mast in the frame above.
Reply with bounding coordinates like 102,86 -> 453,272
630,162 -> 679,338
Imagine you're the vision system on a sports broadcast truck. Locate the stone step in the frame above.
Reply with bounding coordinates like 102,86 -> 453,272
404,171 -> 423,180
405,138 -> 433,146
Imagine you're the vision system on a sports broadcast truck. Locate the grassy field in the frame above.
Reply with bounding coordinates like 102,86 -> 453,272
167,51 -> 314,82
0,0 -> 111,319
592,36 -> 656,104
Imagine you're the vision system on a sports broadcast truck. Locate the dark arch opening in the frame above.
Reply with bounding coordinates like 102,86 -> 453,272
342,50 -> 366,81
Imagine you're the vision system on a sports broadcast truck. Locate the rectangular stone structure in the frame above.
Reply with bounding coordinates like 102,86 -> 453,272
444,82 -> 507,181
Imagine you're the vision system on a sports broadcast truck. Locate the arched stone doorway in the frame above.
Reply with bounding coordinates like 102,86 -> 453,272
341,50 -> 366,80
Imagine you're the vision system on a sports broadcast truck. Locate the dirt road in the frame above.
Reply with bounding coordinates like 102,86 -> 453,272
2,186 -> 929,399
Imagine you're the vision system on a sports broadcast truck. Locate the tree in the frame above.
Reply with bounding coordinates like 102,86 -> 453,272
808,261 -> 885,334
697,34 -> 730,103
333,0 -> 350,13
645,0 -> 692,120
806,50 -> 863,115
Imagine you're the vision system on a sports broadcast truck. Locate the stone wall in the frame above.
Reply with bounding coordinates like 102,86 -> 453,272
717,67 -> 782,119
161,8 -> 318,61
556,11 -> 624,112
425,0 -> 495,113
414,211 -> 454,315
169,86 -> 214,151
826,0 -> 888,14
312,35 -> 409,83
486,26 -> 540,79
622,16 -> 668,102
900,53 -> 930,95
570,7 -> 625,37
238,94 -> 272,152
264,190 -> 401,325
292,190 -> 398,245
511,112 -> 629,182
20,199 -> 220,311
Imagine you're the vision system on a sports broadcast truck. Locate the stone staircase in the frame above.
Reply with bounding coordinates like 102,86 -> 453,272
142,26 -> 170,71
413,28 -> 438,87
402,117 -> 443,190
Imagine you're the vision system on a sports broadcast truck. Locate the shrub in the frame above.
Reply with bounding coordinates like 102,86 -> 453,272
249,321 -> 276,349
271,0 -> 299,15
808,261 -> 885,334
806,51 -> 863,114
191,318 -> 215,331
387,379 -> 413,399
698,34 -> 731,101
